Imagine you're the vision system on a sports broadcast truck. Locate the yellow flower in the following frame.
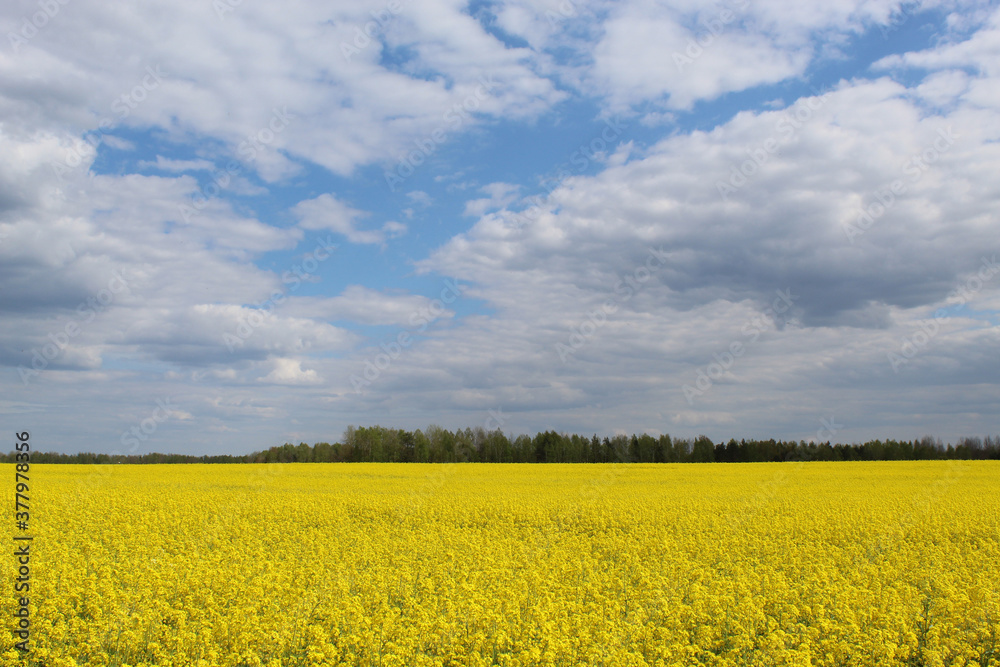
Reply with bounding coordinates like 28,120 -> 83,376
3,461 -> 998,666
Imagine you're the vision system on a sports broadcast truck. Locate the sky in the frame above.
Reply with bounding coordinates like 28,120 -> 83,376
1,0 -> 999,456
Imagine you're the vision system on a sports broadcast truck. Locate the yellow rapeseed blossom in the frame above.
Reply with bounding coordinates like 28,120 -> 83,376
2,461 -> 998,665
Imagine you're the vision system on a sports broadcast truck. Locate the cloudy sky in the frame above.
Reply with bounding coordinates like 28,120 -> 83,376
2,0 -> 998,455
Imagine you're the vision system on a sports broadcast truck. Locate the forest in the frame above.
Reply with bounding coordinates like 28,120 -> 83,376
6,426 -> 1000,464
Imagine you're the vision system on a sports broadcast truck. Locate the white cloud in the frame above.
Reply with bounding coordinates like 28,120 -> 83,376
101,136 -> 135,151
390,60 -> 1000,441
281,286 -> 451,326
0,0 -> 565,180
590,5 -> 807,111
259,358 -> 322,385
293,193 -> 385,245
139,156 -> 215,172
406,190 -> 432,206
463,182 -> 521,217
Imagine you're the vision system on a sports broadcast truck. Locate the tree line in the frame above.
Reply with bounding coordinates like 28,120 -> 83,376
4,426 -> 1000,464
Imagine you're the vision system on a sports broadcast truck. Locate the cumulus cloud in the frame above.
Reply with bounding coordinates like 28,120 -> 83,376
463,182 -> 521,217
294,194 -> 384,245
259,358 -> 322,385
281,286 -> 452,326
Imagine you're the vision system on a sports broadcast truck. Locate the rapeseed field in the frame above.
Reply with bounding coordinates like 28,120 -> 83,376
3,461 -> 998,666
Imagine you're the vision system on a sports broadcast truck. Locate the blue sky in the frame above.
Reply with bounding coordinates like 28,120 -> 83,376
2,0 -> 999,455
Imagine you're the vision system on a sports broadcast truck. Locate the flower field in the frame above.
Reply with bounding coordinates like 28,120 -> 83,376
3,461 -> 999,666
